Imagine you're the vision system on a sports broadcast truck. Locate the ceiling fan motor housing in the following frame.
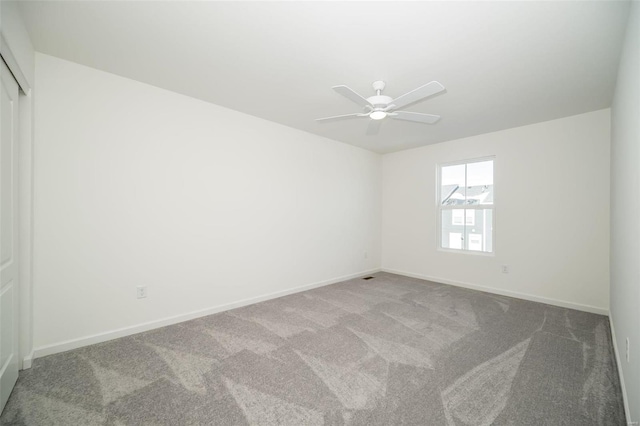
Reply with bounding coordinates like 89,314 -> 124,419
367,95 -> 393,108
368,81 -> 391,108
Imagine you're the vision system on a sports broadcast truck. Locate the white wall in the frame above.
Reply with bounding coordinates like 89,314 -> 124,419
33,53 -> 381,352
382,109 -> 610,313
610,1 -> 640,421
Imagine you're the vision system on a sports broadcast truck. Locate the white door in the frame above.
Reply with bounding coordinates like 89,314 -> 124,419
0,59 -> 20,413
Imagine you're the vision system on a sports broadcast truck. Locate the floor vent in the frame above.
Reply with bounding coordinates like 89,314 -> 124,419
362,276 -> 375,280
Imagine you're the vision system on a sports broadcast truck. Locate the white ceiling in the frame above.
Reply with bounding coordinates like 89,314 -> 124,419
19,1 -> 629,153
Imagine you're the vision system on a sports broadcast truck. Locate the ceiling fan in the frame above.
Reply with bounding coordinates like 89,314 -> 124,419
316,80 -> 445,135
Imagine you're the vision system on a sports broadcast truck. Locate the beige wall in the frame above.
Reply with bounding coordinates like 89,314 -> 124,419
382,109 -> 610,313
610,1 -> 640,421
33,53 -> 382,353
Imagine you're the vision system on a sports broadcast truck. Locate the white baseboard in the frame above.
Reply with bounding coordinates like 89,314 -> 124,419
33,268 -> 381,360
381,268 -> 609,315
21,350 -> 34,370
609,318 -> 633,424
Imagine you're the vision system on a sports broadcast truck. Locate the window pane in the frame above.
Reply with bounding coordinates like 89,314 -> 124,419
466,160 -> 493,205
449,233 -> 463,249
441,164 -> 465,205
465,209 -> 475,226
452,209 -> 464,225
465,209 -> 493,252
441,210 -> 464,249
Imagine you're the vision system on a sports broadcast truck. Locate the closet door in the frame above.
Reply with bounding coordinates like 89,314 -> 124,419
0,59 -> 20,413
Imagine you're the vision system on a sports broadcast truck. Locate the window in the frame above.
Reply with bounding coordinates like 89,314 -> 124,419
438,158 -> 494,253
451,209 -> 475,226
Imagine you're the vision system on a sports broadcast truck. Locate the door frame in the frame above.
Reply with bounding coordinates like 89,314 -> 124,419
1,32 -> 34,371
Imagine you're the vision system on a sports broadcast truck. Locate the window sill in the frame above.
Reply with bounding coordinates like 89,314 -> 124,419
437,247 -> 495,257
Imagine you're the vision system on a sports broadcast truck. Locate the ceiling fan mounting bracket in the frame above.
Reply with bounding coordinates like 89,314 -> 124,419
372,80 -> 386,92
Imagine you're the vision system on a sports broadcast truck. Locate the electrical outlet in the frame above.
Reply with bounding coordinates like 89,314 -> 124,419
137,286 -> 148,299
501,265 -> 509,274
626,338 -> 630,362
364,251 -> 368,259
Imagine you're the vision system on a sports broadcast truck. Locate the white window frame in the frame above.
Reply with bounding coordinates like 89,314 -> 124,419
437,156 -> 495,256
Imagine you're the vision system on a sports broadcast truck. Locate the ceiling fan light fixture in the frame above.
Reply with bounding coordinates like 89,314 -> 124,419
370,110 -> 387,120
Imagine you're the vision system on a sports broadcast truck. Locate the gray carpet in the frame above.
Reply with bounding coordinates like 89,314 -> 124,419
1,272 -> 626,425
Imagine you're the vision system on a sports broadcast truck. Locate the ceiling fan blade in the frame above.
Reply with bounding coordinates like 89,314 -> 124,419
390,111 -> 441,124
316,113 -> 366,122
390,81 -> 445,110
333,85 -> 372,108
366,119 -> 382,136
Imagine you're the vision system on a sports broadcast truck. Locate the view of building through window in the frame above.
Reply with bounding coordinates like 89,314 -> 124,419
439,158 -> 494,253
